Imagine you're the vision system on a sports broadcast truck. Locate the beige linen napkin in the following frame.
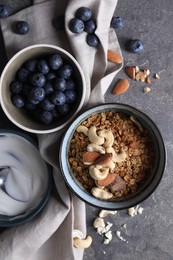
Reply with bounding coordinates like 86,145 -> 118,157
0,0 -> 122,259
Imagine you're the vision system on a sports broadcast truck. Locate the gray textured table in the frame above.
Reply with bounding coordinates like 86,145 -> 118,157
0,1 -> 173,260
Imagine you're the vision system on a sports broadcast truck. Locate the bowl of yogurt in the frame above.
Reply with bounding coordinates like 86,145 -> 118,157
0,130 -> 52,227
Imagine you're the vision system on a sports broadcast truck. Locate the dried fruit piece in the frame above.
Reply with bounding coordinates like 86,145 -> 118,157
107,50 -> 123,64
112,79 -> 130,95
109,174 -> 126,192
94,153 -> 112,165
97,174 -> 116,187
125,66 -> 136,80
83,151 -> 101,165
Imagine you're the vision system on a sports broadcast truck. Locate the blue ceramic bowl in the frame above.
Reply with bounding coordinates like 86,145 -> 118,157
60,103 -> 166,210
0,130 -> 52,227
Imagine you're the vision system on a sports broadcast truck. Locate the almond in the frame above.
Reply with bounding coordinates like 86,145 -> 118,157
107,50 -> 123,64
97,174 -> 116,187
112,79 -> 130,95
125,66 -> 136,80
83,151 -> 100,165
94,153 -> 112,165
145,76 -> 151,84
135,71 -> 145,82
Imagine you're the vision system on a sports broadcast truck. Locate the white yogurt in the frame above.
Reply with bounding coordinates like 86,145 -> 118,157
0,133 -> 49,216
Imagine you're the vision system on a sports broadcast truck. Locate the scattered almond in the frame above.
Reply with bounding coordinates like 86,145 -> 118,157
135,66 -> 140,73
112,79 -> 130,95
143,86 -> 151,93
107,50 -> 123,64
154,73 -> 160,79
97,174 -> 116,187
83,151 -> 101,165
145,77 -> 151,84
94,153 -> 112,165
135,71 -> 146,82
125,66 -> 136,80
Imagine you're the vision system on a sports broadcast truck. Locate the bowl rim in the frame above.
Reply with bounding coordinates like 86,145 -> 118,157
59,103 -> 166,210
0,129 -> 52,227
0,44 -> 86,134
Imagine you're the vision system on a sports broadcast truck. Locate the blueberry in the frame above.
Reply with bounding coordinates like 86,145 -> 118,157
66,79 -> 76,90
64,90 -> 77,103
17,68 -> 30,83
35,109 -> 53,125
10,81 -> 23,94
69,18 -> 84,34
51,108 -> 60,120
50,91 -> 66,105
58,64 -> 73,79
0,4 -> 10,19
52,15 -> 65,31
84,19 -> 96,33
12,95 -> 25,108
54,77 -> 66,92
15,21 -> 29,35
25,101 -> 36,111
111,16 -> 124,29
86,33 -> 100,47
40,98 -> 55,111
128,39 -> 144,54
30,73 -> 46,87
24,59 -> 37,72
75,7 -> 92,22
22,84 -> 33,97
43,82 -> 54,95
58,103 -> 70,115
46,72 -> 56,81
49,54 -> 63,70
28,87 -> 45,105
37,60 -> 49,75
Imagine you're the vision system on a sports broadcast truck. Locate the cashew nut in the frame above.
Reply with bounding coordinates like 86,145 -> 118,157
72,229 -> 84,239
73,236 -> 92,249
87,143 -> 105,154
106,147 -> 126,163
91,187 -> 113,200
98,129 -> 114,147
99,210 -> 117,218
89,166 -> 109,180
93,217 -> 105,229
130,116 -> 143,133
88,126 -> 104,145
96,160 -> 116,171
76,125 -> 89,136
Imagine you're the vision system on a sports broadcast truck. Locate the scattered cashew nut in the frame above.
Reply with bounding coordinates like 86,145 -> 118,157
99,210 -> 117,218
87,143 -> 105,154
73,236 -> 93,249
106,147 -> 126,163
91,187 -> 113,200
93,217 -> 105,228
98,129 -> 114,147
76,125 -> 89,136
88,126 -> 104,145
89,165 -> 109,180
72,229 -> 84,240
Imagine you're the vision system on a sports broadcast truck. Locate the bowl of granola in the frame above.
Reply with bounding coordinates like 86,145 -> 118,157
60,103 -> 166,209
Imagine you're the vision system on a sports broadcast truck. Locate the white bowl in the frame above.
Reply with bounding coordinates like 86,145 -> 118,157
0,44 -> 86,134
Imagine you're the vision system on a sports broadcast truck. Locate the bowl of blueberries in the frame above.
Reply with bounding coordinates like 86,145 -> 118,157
0,44 -> 86,134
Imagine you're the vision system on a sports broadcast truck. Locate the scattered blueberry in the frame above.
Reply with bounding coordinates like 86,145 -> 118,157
50,91 -> 66,106
66,79 -> 76,90
86,33 -> 100,47
17,68 -> 30,83
58,103 -> 70,115
15,21 -> 29,35
84,19 -> 96,34
43,82 -> 54,95
30,73 -> 46,87
58,64 -> 73,79
40,98 -> 55,111
54,77 -> 66,92
28,87 -> 45,105
24,59 -> 37,72
69,18 -> 84,34
128,39 -> 144,54
37,60 -> 49,75
10,81 -> 23,94
46,72 -> 56,82
52,15 -> 65,31
12,95 -> 25,108
64,90 -> 77,103
0,4 -> 10,19
49,54 -> 63,70
35,109 -> 53,125
111,16 -> 124,29
75,7 -> 92,22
